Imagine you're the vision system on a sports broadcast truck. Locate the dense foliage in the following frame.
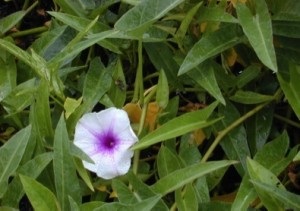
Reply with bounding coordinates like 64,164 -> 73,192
0,0 -> 300,210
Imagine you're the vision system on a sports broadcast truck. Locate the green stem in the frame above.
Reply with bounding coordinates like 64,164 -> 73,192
201,102 -> 268,163
16,1 -> 39,29
201,89 -> 282,163
274,114 -> 300,129
9,26 -> 48,38
132,87 -> 157,175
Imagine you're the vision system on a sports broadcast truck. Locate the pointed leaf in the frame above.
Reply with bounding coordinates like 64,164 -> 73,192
247,158 -> 284,210
53,115 -> 80,210
236,1 -> 277,72
0,11 -> 26,34
156,69 -> 169,109
157,146 -> 183,178
132,101 -> 220,150
178,24 -> 244,75
230,90 -> 274,104
151,160 -> 237,196
251,180 -> 300,211
277,60 -> 300,119
187,61 -> 225,105
115,0 -> 184,34
20,175 -> 60,211
0,125 -> 31,197
2,153 -> 53,207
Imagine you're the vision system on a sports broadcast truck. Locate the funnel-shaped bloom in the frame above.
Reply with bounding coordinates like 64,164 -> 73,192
74,107 -> 138,179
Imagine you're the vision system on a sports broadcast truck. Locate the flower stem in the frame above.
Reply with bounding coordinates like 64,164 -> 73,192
201,89 -> 282,163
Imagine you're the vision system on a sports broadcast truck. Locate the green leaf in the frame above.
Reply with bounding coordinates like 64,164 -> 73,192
157,146 -> 183,178
187,61 -> 225,105
31,25 -> 76,61
197,6 -> 238,23
53,115 -> 81,210
144,42 -> 183,89
2,79 -> 36,114
47,12 -> 121,54
0,38 -> 16,101
231,175 -> 257,211
85,59 -> 111,105
0,125 -> 31,198
0,39 -> 47,79
80,202 -> 105,211
247,158 -> 284,210
232,132 -> 292,211
254,131 -> 289,170
215,102 -> 250,175
236,64 -> 261,88
68,196 -> 80,211
132,101 -> 220,150
112,179 -> 137,204
19,175 -> 61,211
230,90 -> 274,104
151,160 -> 237,196
246,106 -> 274,153
178,24 -> 244,75
34,79 -> 54,138
175,184 -> 198,211
115,0 -> 184,35
2,153 -> 53,207
107,59 -> 127,108
251,180 -> 300,211
67,57 -> 112,133
273,21 -> 300,38
277,59 -> 300,119
0,11 -> 26,34
94,195 -> 161,211
156,69 -> 169,109
126,172 -> 169,210
53,0 -> 89,17
272,0 -> 300,21
175,2 -> 203,41
236,1 -> 277,72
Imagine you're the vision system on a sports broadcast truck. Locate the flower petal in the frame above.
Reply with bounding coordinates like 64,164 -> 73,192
74,107 -> 138,180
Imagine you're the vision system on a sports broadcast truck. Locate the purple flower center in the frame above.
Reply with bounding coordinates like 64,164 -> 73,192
97,131 -> 119,152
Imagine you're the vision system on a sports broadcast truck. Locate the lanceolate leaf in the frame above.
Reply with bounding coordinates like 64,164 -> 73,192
0,11 -> 26,34
2,153 -> 53,207
151,160 -> 237,196
132,101 -> 220,150
277,59 -> 300,119
20,175 -> 61,211
251,180 -> 300,211
53,115 -> 80,210
247,158 -> 284,210
115,0 -> 184,34
178,24 -> 244,75
236,1 -> 277,72
0,125 -> 31,198
230,90 -> 274,104
187,61 -> 225,105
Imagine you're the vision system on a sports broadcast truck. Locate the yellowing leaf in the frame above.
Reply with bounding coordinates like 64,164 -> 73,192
146,102 -> 160,131
191,129 -> 206,146
123,103 -> 142,123
224,48 -> 237,67
64,97 -> 82,119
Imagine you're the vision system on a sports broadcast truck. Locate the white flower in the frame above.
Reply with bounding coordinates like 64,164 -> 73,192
74,107 -> 138,179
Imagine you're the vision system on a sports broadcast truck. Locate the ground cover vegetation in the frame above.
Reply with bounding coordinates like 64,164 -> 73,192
0,0 -> 300,210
